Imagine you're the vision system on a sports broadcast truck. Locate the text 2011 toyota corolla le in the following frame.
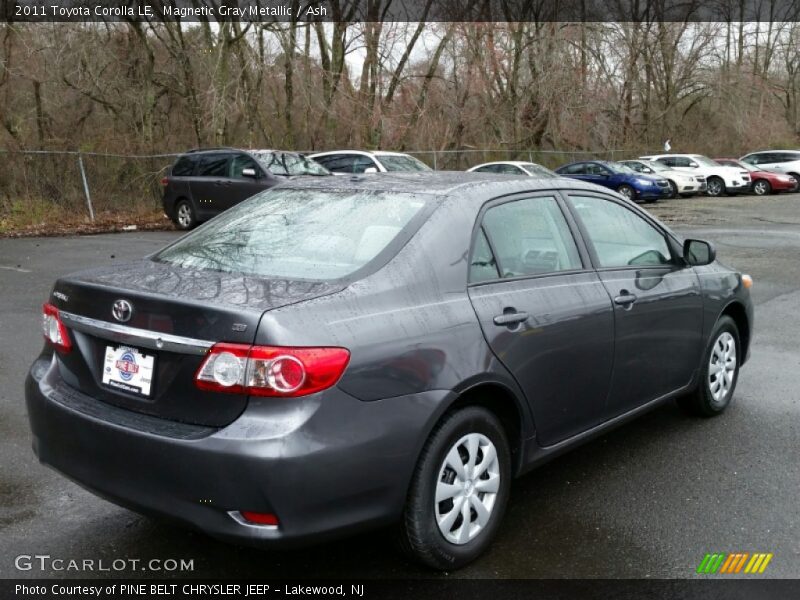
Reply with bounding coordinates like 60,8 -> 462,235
26,173 -> 753,569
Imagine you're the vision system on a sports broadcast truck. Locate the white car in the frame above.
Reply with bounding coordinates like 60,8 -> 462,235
467,161 -> 556,177
739,150 -> 800,185
639,154 -> 750,196
309,150 -> 431,174
619,159 -> 707,198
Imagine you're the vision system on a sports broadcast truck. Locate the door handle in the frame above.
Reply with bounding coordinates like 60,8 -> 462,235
493,311 -> 529,327
614,292 -> 638,308
214,180 -> 231,186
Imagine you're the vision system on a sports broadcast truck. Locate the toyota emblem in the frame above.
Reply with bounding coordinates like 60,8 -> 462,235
112,299 -> 133,323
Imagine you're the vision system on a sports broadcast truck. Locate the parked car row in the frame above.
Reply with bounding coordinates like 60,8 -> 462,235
161,147 -> 800,229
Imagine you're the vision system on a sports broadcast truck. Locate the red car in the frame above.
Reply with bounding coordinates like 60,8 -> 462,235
715,158 -> 798,195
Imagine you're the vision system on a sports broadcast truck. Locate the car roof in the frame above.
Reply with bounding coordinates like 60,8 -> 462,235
743,149 -> 800,154
267,171 -> 610,198
309,150 -> 415,158
469,161 -> 545,169
181,148 -> 299,156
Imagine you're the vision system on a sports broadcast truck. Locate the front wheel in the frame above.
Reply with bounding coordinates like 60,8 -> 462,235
752,179 -> 771,196
668,180 -> 678,199
617,184 -> 635,201
398,406 -> 511,570
706,176 -> 725,197
678,316 -> 740,417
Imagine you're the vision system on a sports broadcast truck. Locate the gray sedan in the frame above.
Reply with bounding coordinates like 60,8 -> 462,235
27,172 -> 753,569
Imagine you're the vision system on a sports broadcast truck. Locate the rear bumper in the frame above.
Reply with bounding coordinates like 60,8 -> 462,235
26,355 -> 449,547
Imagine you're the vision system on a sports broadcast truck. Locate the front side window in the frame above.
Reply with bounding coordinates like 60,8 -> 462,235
230,154 -> 262,179
155,189 -> 428,280
352,156 -> 380,173
569,195 -> 672,268
480,197 -> 582,278
377,154 -> 431,172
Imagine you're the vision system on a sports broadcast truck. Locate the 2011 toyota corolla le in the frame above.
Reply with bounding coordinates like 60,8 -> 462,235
26,172 -> 753,570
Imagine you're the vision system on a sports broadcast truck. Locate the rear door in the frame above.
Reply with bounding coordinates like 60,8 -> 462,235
189,153 -> 232,218
467,193 -> 615,446
565,193 -> 703,418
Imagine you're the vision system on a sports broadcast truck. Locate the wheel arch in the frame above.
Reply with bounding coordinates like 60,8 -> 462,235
720,301 -> 751,364
434,379 -> 531,477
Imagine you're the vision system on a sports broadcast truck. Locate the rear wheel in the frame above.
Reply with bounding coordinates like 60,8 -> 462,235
677,316 -> 740,417
706,176 -> 725,197
398,406 -> 511,570
617,184 -> 635,201
174,199 -> 197,230
752,179 -> 771,196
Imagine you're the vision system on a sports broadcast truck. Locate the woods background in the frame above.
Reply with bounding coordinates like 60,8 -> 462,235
2,0 -> 800,229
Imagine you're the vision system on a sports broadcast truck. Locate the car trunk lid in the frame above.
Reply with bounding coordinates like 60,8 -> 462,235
49,259 -> 344,427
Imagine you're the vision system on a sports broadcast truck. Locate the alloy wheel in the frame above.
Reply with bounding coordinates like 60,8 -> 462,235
435,433 -> 500,545
177,204 -> 192,228
707,179 -> 723,196
708,331 -> 736,403
753,180 -> 769,195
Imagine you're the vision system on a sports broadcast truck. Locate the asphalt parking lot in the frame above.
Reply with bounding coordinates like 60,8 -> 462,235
1,194 -> 799,579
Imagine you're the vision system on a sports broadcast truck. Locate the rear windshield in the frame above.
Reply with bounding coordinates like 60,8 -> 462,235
154,188 -> 429,280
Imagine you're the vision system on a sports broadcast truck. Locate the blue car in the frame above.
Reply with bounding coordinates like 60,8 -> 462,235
555,160 -> 671,203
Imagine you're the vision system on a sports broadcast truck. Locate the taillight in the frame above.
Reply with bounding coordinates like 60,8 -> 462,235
195,343 -> 350,397
160,177 -> 169,186
42,303 -> 72,352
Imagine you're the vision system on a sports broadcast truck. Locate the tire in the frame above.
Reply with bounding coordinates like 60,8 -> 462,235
667,180 -> 678,199
173,199 -> 197,230
397,406 -> 511,570
706,176 -> 725,197
752,179 -> 771,196
677,316 -> 741,417
787,173 -> 800,192
617,184 -> 636,201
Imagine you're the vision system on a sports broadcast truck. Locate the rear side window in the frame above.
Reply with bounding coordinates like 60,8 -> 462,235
561,163 -> 586,175
154,189 -> 429,280
569,195 -> 672,268
171,156 -> 196,176
469,229 -> 500,283
196,154 -> 230,177
775,152 -> 800,163
480,197 -> 582,278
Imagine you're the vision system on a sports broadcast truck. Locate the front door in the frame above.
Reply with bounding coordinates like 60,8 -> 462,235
564,193 -> 704,418
467,193 -> 615,446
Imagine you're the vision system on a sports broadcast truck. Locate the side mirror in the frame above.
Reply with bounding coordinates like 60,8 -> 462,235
241,168 -> 257,178
684,239 -> 716,266
643,167 -> 653,174
688,162 -> 699,168
363,167 -> 378,174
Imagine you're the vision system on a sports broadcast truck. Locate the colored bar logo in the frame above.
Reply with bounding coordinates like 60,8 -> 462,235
696,552 -> 773,574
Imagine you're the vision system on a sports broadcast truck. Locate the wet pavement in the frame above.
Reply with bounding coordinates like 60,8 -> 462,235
1,194 -> 798,578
